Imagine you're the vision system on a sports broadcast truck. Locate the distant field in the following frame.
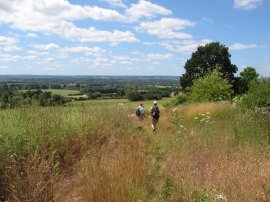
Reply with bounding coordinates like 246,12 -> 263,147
20,89 -> 81,97
67,97 -> 173,110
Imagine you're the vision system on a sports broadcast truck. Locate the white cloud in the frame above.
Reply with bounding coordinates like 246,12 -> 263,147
46,57 -> 55,62
26,33 -> 38,38
230,43 -> 258,50
0,35 -> 17,45
102,0 -> 127,8
94,57 -> 112,68
125,0 -> 172,22
160,39 -> 212,54
0,54 -> 22,62
0,46 -> 22,52
0,0 -> 139,44
136,18 -> 195,39
59,24 -> 139,43
24,55 -> 38,60
146,53 -> 174,60
27,50 -> 49,55
234,0 -> 262,10
33,43 -> 60,50
63,46 -> 105,56
0,35 -> 21,52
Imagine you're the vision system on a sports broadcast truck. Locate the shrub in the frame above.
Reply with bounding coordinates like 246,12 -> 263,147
171,93 -> 187,105
241,78 -> 270,109
188,70 -> 233,103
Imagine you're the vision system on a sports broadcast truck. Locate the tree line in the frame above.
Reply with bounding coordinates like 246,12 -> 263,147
0,89 -> 69,109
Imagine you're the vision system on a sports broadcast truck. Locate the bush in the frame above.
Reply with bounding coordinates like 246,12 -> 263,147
241,78 -> 270,109
188,70 -> 233,103
170,93 -> 187,106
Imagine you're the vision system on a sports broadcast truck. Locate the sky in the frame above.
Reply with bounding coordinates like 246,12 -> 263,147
0,0 -> 269,76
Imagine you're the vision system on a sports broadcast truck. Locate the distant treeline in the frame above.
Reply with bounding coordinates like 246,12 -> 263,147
0,89 -> 69,109
0,76 -> 181,108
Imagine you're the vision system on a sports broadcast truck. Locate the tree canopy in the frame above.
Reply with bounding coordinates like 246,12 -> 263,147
234,66 -> 259,94
240,66 -> 259,83
180,42 -> 237,90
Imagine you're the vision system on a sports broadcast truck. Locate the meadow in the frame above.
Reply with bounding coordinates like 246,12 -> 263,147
0,99 -> 270,201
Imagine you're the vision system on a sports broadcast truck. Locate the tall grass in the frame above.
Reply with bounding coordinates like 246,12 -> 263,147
1,101 -> 270,201
0,105 -> 133,201
163,102 -> 270,201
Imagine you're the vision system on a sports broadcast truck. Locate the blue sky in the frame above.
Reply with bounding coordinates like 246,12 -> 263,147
0,0 -> 269,76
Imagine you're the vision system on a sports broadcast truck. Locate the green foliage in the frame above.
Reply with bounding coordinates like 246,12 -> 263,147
240,66 -> 259,82
159,177 -> 175,200
180,42 -> 237,90
171,93 -> 187,106
125,89 -> 144,101
0,89 -> 69,109
188,70 -> 233,103
234,67 -> 259,94
0,106 -> 133,201
192,189 -> 215,202
241,78 -> 270,109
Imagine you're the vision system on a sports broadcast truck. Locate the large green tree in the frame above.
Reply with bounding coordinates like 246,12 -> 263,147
180,42 -> 237,90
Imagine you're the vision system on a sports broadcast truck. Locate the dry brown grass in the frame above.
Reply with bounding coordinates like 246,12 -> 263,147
163,134 -> 270,201
55,135 -> 150,202
175,102 -> 231,121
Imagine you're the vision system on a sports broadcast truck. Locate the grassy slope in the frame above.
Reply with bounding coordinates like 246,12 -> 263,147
1,101 -> 270,201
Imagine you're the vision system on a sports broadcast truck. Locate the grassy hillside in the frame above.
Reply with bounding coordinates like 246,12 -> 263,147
0,101 -> 269,201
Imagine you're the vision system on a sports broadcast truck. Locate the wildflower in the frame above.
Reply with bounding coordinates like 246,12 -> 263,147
216,194 -> 227,201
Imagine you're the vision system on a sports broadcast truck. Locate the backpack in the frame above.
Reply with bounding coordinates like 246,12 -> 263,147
152,106 -> 160,119
136,107 -> 141,116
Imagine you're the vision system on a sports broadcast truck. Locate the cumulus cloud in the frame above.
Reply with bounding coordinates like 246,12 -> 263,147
26,33 -> 38,38
0,0 -> 139,43
63,46 -> 105,56
136,18 -> 195,39
146,53 -> 174,60
234,0 -> 262,10
58,24 -> 139,43
102,0 -> 127,8
229,43 -> 258,50
125,0 -> 172,22
160,39 -> 212,54
0,35 -> 21,52
0,35 -> 17,45
33,43 -> 60,50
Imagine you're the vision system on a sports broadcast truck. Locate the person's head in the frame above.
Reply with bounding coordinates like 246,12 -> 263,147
140,103 -> 143,106
153,101 -> 157,105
